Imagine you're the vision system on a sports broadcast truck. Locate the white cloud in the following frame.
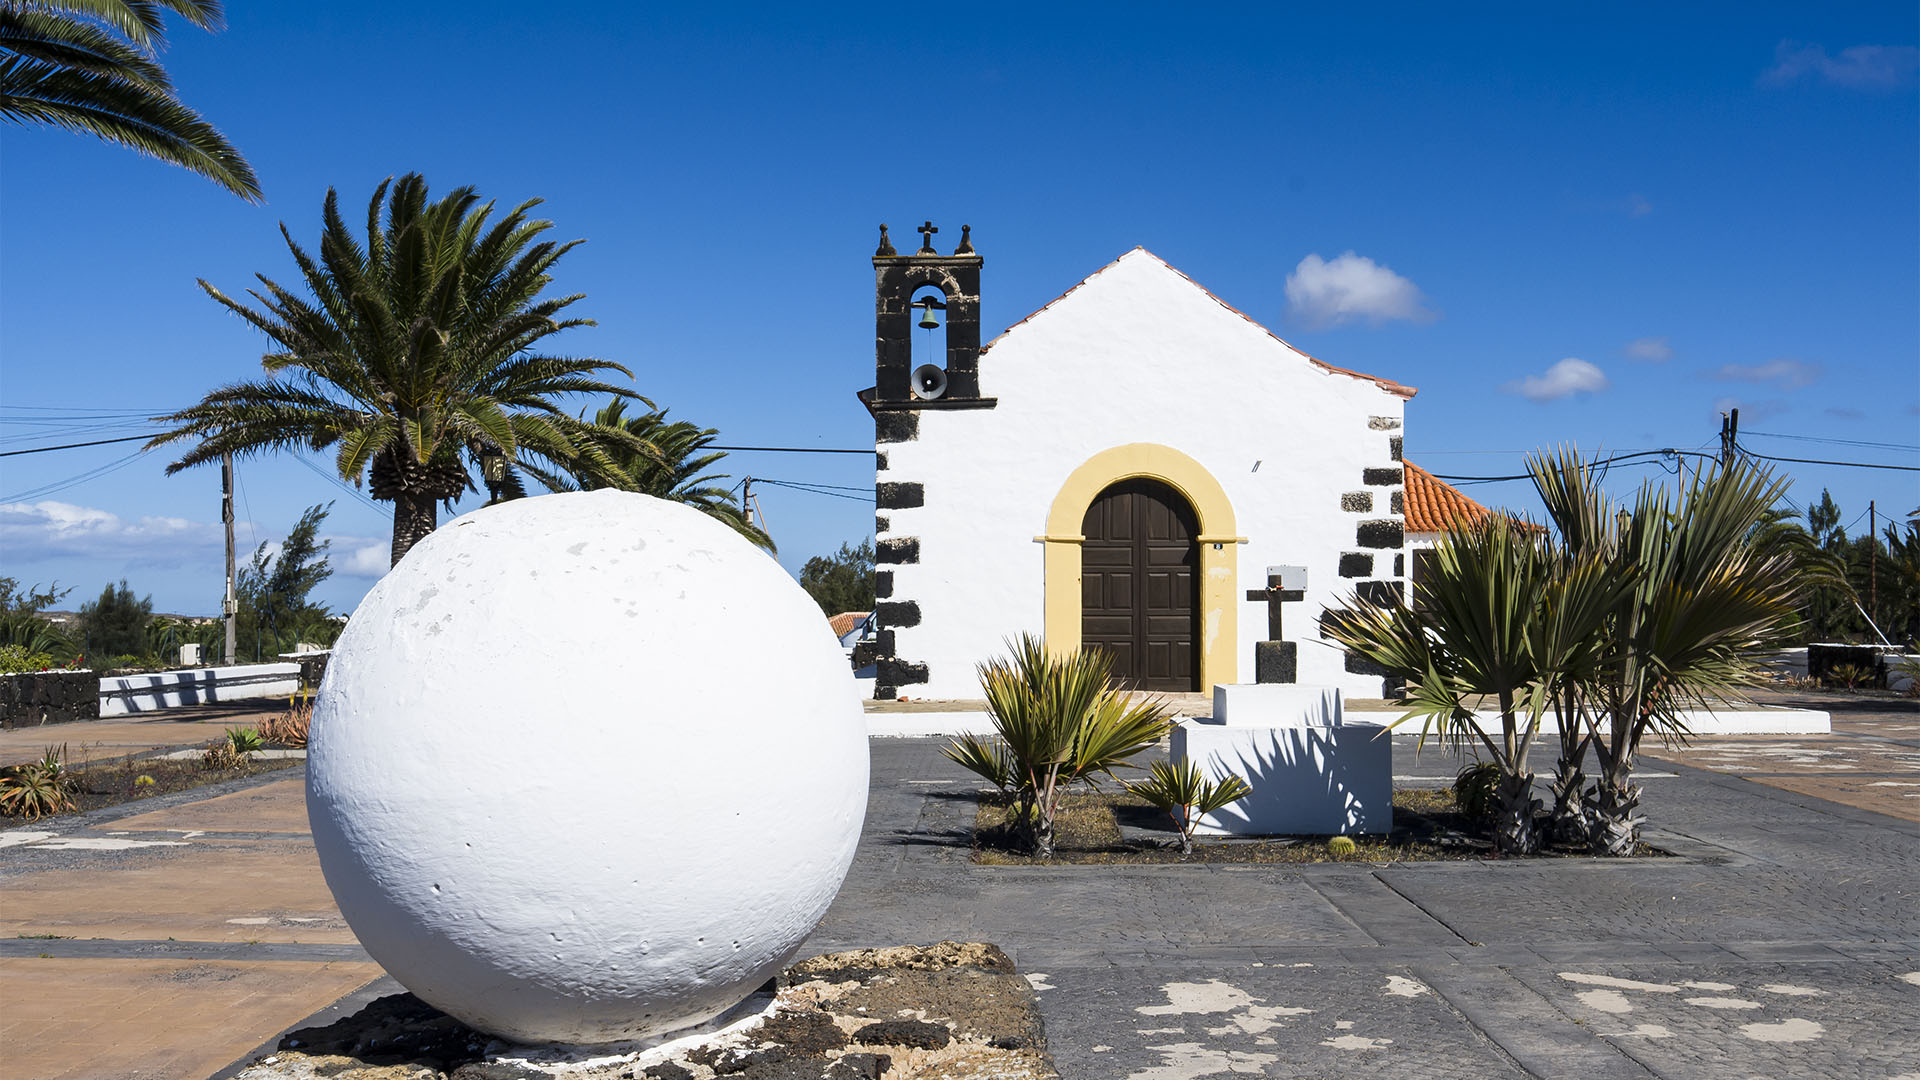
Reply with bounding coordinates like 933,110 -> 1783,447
1823,406 -> 1865,420
1763,42 -> 1920,89
1626,194 -> 1653,218
1709,358 -> 1821,388
0,501 -> 223,565
335,540 -> 390,578
1505,358 -> 1610,402
1284,252 -> 1435,328
1625,337 -> 1671,363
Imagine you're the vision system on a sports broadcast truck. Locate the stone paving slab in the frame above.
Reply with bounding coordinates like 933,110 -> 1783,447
0,957 -> 379,1080
109,778 -> 314,834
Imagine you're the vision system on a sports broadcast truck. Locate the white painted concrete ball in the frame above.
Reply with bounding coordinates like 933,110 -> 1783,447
308,491 -> 870,1045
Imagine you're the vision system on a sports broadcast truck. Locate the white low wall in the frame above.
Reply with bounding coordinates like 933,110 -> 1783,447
99,663 -> 300,716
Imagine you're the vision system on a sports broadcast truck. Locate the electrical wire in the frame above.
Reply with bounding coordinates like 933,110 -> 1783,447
708,445 -> 873,455
1734,442 -> 1920,473
1428,447 -> 1719,484
290,455 -> 389,516
748,474 -> 879,499
1743,429 -> 1920,453
0,448 -> 151,502
0,434 -> 155,457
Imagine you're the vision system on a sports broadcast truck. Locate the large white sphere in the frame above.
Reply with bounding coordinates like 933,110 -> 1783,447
308,491 -> 869,1045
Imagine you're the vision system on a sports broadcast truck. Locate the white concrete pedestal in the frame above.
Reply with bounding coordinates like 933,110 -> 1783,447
1175,683 -> 1392,836
1212,683 -> 1343,726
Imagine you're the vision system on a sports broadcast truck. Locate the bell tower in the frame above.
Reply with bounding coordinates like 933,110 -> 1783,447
870,222 -> 994,411
863,222 -> 993,701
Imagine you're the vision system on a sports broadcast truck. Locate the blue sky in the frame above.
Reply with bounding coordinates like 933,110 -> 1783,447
3,2 -> 1916,616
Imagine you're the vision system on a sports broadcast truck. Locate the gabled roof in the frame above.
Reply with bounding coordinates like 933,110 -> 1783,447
982,248 -> 1417,399
828,611 -> 870,639
1403,461 -> 1544,534
1403,462 -> 1492,533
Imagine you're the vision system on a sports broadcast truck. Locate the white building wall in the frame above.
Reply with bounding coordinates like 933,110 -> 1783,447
874,250 -> 1408,700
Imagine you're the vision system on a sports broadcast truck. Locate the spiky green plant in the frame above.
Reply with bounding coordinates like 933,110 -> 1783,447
945,635 -> 1173,858
0,744 -> 78,820
0,0 -> 259,199
224,726 -> 262,754
1325,513 -> 1629,856
1452,761 -> 1499,822
1127,758 -> 1252,855
147,174 -> 644,567
1531,451 -> 1804,855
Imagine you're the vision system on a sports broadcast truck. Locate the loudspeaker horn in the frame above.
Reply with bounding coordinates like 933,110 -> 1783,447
911,364 -> 948,401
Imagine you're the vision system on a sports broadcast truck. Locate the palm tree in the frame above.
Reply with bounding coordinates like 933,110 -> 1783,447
1,0 -> 258,200
1531,451 -> 1804,855
1324,514 -> 1626,855
149,174 -> 642,566
525,397 -> 774,551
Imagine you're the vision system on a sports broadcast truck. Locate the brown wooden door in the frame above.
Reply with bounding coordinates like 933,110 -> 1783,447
1081,478 -> 1198,691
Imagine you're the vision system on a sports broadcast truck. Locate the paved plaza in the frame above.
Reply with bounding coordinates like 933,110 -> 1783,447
0,694 -> 1915,1078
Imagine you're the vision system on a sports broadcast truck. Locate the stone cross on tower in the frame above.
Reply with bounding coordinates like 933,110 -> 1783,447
1246,566 -> 1306,684
916,221 -> 939,254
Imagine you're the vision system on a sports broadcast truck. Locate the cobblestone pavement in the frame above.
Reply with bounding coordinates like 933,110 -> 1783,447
1641,691 -> 1920,822
809,709 -> 1920,1079
3,694 -> 1915,1078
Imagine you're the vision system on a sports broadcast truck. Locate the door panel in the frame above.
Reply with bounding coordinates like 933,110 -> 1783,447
1080,478 -> 1198,691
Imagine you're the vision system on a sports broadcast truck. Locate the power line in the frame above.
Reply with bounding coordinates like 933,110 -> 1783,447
0,448 -> 151,502
710,445 -> 873,455
1428,448 -> 1719,484
1734,442 -> 1920,473
1744,429 -> 1920,453
751,478 -> 875,503
0,433 -> 154,457
746,477 -> 871,493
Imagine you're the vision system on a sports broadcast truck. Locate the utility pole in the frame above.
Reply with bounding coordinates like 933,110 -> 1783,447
1869,499 -> 1877,630
223,453 -> 237,667
1720,407 -> 1740,467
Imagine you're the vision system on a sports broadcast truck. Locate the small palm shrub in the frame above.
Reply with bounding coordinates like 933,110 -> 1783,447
1825,662 -> 1877,690
0,745 -> 79,821
1453,761 -> 1500,822
946,635 -> 1174,858
1128,758 -> 1252,855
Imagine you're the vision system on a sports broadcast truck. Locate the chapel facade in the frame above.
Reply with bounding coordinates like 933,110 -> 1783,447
859,224 -> 1417,700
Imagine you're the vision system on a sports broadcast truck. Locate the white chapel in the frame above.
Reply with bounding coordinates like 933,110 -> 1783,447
858,224 -> 1425,700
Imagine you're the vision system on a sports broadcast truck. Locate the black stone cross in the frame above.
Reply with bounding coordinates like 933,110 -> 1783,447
1246,572 -> 1305,684
1246,573 -> 1304,640
917,220 -> 939,254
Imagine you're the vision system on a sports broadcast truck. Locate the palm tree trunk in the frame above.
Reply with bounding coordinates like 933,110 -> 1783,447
1585,769 -> 1644,856
1493,769 -> 1541,856
391,492 -> 439,567
1548,754 -> 1589,847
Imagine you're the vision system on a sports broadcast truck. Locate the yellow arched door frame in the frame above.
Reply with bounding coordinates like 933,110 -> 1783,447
1036,443 -> 1243,688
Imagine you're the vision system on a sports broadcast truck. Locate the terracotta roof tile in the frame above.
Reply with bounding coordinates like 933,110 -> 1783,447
828,611 -> 870,638
1403,462 -> 1543,534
